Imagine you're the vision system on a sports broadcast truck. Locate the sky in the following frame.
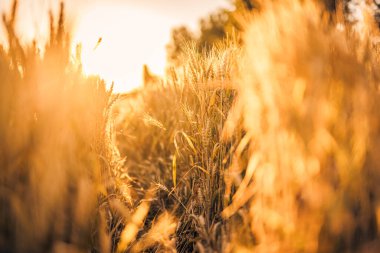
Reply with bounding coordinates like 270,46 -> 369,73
0,0 -> 231,92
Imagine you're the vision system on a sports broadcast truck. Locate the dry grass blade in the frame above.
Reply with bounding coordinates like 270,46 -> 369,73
130,211 -> 178,253
116,190 -> 155,253
172,153 -> 177,187
174,131 -> 197,155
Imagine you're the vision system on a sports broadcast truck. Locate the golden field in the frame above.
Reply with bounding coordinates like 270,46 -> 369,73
1,0 -> 380,252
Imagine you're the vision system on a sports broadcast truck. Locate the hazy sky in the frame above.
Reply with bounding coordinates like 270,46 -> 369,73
0,0 -> 231,92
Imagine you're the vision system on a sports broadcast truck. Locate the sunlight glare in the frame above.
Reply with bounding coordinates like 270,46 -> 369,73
73,4 -> 170,93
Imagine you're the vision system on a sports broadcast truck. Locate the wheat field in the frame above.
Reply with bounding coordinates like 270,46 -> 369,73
1,0 -> 380,252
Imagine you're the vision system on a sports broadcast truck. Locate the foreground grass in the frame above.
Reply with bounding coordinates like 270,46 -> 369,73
0,2 -> 122,252
231,2 -> 380,252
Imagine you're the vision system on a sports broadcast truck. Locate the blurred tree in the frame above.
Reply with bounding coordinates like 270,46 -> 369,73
166,26 -> 195,65
167,0 -> 380,65
167,0 -> 255,65
198,11 -> 229,50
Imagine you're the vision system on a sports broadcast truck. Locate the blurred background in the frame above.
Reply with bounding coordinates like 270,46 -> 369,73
0,0 -> 232,92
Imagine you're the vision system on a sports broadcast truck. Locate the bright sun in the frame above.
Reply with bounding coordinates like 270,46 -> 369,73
73,4 -> 170,93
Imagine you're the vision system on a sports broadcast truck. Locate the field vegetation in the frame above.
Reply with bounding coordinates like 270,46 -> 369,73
1,0 -> 380,252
